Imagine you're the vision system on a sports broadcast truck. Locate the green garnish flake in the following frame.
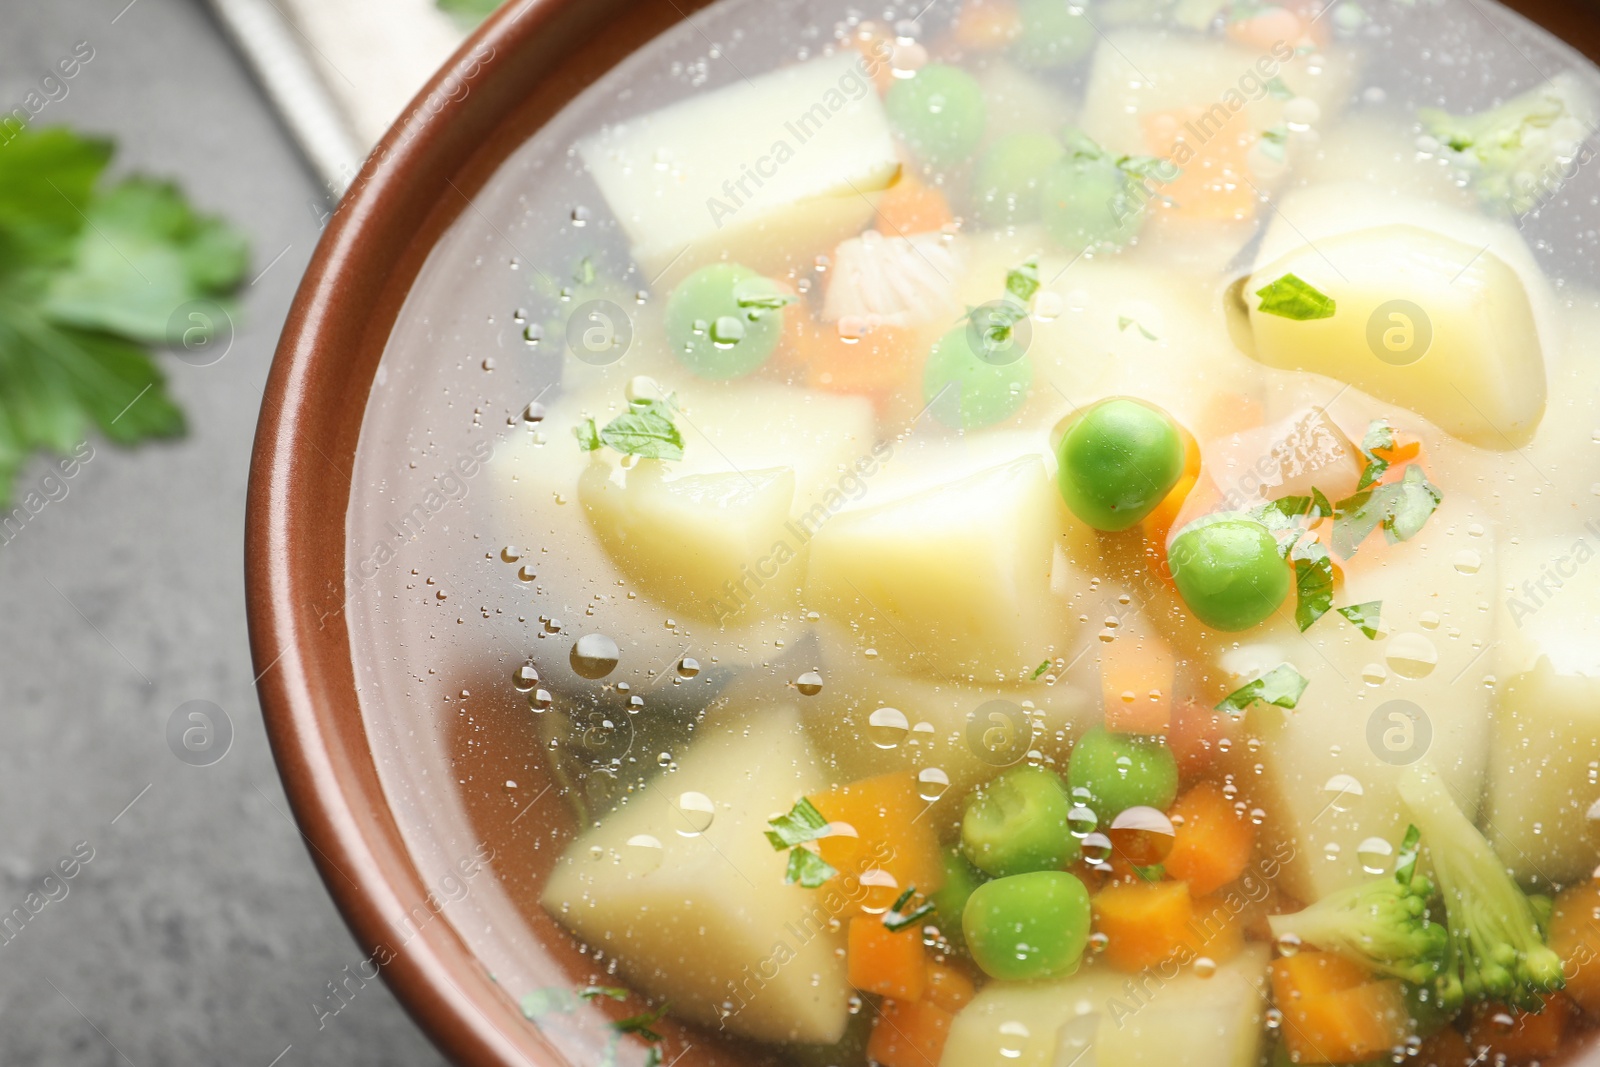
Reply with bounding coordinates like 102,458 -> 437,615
1265,76 -> 1294,101
1216,663 -> 1310,715
1394,824 -> 1422,886
765,797 -> 831,849
1292,537 -> 1335,632
1117,316 -> 1158,341
1031,659 -> 1052,680
1337,601 -> 1383,640
613,1002 -> 670,1042
574,397 -> 684,461
784,847 -> 838,889
1259,124 -> 1289,162
1332,465 -> 1443,558
1134,863 -> 1166,882
883,886 -> 937,933
1356,419 -> 1395,489
1255,273 -> 1336,321
580,986 -> 630,1002
574,256 -> 597,285
1005,257 -> 1041,305
1117,155 -> 1180,184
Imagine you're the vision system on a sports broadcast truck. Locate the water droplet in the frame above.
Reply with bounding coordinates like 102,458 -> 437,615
1275,932 -> 1302,957
677,656 -> 701,679
1088,931 -> 1109,954
997,1020 -> 1030,1060
1453,549 -> 1482,575
1067,805 -> 1098,838
1358,836 -> 1394,875
673,791 -> 715,836
1418,611 -> 1440,630
523,323 -> 543,346
1108,806 -> 1176,866
622,834 -> 665,875
523,401 -> 546,423
868,707 -> 910,748
657,751 -> 674,768
795,670 -> 824,696
501,545 -> 523,563
1323,774 -> 1364,812
710,315 -> 745,348
1361,663 -> 1388,686
917,767 -> 950,802
518,564 -> 537,582
512,664 -> 539,691
530,688 -> 553,712
570,633 -> 620,679
858,868 -> 900,914
1081,832 -> 1114,864
571,205 -> 591,227
1193,957 -> 1217,978
1385,632 -> 1438,679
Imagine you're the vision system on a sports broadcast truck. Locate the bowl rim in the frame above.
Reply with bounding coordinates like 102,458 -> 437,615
243,0 -> 701,1062
244,0 -> 1600,1064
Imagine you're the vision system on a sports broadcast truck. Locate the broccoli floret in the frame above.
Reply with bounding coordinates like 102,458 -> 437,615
1398,762 -> 1566,1013
1267,825 -> 1449,987
1419,73 -> 1598,216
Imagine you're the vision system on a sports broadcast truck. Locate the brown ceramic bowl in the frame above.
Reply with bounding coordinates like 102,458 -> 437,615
247,2 -> 1600,1064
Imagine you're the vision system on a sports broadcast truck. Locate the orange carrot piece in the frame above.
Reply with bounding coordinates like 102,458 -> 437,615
1272,952 -> 1410,1064
791,317 -> 918,403
1182,893 -> 1246,964
1164,783 -> 1256,896
1466,996 -> 1573,1064
1165,699 -> 1229,779
867,998 -> 954,1067
812,772 -> 945,916
848,915 -> 928,1001
924,962 -> 976,1014
1226,5 -> 1307,51
875,175 -> 955,236
1093,880 -> 1195,973
951,0 -> 1020,51
1141,111 -> 1258,225
1101,633 -> 1177,735
1549,883 -> 1600,1014
1139,424 -> 1202,548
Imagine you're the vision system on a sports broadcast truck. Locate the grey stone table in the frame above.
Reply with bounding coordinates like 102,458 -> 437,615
0,1 -> 446,1063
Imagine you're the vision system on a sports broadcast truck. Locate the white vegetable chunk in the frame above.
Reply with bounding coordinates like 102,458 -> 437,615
1486,530 -> 1600,886
540,707 -> 850,1044
579,53 -> 900,283
941,946 -> 1270,1067
823,230 -> 963,329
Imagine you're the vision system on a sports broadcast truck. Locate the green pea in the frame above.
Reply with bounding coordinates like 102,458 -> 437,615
664,263 -> 786,380
923,325 -> 1033,430
885,64 -> 987,170
973,132 -> 1065,226
1056,398 -> 1186,532
963,871 -> 1091,981
1169,514 -> 1293,631
930,847 -> 987,952
1011,0 -> 1095,70
961,765 -> 1081,878
1039,148 -> 1146,254
1066,726 -> 1180,825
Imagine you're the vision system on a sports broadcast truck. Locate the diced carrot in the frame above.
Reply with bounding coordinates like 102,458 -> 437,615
1165,699 -> 1229,779
1415,1025 -> 1473,1067
867,998 -> 954,1067
790,316 -> 919,403
1182,893 -> 1246,964
1270,950 -> 1372,1002
1141,111 -> 1258,225
1370,433 -> 1421,466
1273,962 -> 1410,1064
1102,633 -> 1177,735
1466,996 -> 1573,1064
1549,882 -> 1600,1014
812,772 -> 945,916
1226,5 -> 1307,51
1139,424 -> 1202,548
951,0 -> 1020,52
875,174 -> 955,236
1164,782 -> 1256,896
848,24 -> 899,92
924,962 -> 976,1013
1093,880 -> 1195,973
848,914 -> 927,1000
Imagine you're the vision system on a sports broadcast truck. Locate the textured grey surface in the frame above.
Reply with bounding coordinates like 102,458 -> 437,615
0,1 -> 446,1064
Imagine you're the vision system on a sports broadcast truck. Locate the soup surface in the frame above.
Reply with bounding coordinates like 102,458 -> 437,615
346,0 -> 1600,1063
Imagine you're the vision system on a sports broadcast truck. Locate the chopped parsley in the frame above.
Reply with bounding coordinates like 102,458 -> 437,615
1255,273 -> 1337,321
614,1003 -> 670,1042
1117,315 -> 1159,341
1356,419 -> 1395,490
575,397 -> 684,462
1331,465 -> 1443,558
1031,658 -> 1052,680
1336,600 -> 1383,639
766,798 -> 839,889
1265,76 -> 1294,101
967,257 -> 1042,356
882,886 -> 937,933
1216,663 -> 1309,715
1291,537 -> 1335,632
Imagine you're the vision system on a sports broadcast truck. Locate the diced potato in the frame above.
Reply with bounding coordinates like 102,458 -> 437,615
579,53 -> 900,283
1230,492 -> 1496,902
941,946 -> 1270,1067
539,707 -> 850,1043
1238,223 -> 1547,449
579,461 -> 797,626
1485,532 -> 1600,886
1294,111 -> 1480,208
806,454 -> 1091,679
495,380 -> 876,677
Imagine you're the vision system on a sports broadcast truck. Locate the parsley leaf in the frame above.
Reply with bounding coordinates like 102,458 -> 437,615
1117,315 -> 1159,341
882,886 -> 937,933
1031,658 -> 1052,680
1216,663 -> 1309,714
1355,419 -> 1394,490
1336,600 -> 1383,639
436,0 -> 502,27
1291,537 -> 1335,631
614,1003 -> 669,1042
0,129 -> 247,507
1394,824 -> 1422,886
1005,258 -> 1041,305
580,986 -> 630,1002
784,847 -> 838,889
1255,273 -> 1337,320
1331,465 -> 1442,557
574,397 -> 684,461
764,797 -> 832,849
1265,76 -> 1294,101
